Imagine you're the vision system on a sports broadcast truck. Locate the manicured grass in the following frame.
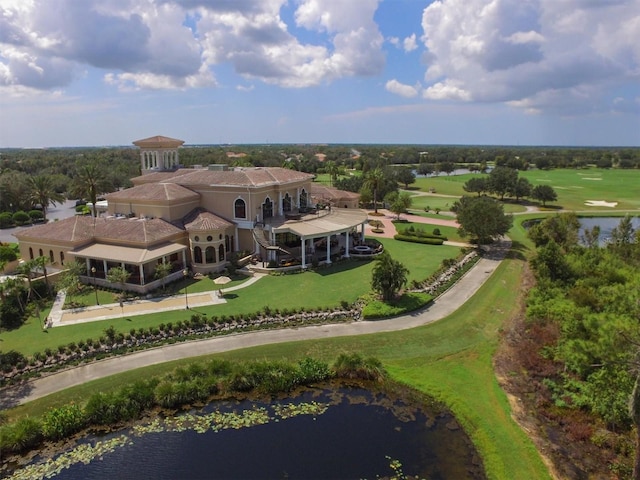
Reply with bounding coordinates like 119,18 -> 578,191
393,221 -> 465,243
518,168 -> 640,210
405,193 -> 458,212
5,241 -> 549,479
0,239 -> 462,356
413,168 -> 640,212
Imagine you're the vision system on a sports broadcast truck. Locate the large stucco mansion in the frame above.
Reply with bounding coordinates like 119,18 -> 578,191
15,136 -> 369,293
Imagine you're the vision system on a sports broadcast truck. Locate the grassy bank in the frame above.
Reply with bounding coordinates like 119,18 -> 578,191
4,246 -> 550,479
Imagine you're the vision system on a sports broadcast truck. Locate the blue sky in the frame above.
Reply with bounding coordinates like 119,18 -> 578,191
0,0 -> 638,148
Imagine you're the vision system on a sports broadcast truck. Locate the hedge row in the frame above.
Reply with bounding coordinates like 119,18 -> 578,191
0,354 -> 384,455
393,234 -> 444,245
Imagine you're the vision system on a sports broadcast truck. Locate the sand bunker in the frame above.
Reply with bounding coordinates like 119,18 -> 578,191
584,200 -> 618,207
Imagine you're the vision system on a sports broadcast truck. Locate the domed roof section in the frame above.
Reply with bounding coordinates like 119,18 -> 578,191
133,135 -> 184,148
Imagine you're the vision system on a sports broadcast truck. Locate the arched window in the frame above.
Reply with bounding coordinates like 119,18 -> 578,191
206,246 -> 215,263
225,235 -> 231,252
60,252 -> 65,265
299,189 -> 308,208
29,247 -> 33,260
262,198 -> 273,220
234,198 -> 246,219
218,244 -> 225,262
49,250 -> 54,263
39,248 -> 43,257
194,246 -> 203,263
283,193 -> 292,212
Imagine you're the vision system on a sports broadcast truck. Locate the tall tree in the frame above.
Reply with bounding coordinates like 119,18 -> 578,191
27,175 -> 65,222
451,195 -> 513,244
363,168 -> 385,214
463,177 -> 488,196
371,251 -> 409,302
531,184 -> 558,207
488,166 -> 518,200
325,160 -> 338,187
396,167 -> 416,189
385,191 -> 413,220
70,162 -> 113,218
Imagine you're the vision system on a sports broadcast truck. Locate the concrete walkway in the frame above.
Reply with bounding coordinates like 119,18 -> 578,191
47,274 -> 266,326
1,239 -> 510,407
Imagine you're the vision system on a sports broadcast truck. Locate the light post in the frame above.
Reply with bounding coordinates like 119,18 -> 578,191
183,268 -> 189,310
91,266 -> 99,305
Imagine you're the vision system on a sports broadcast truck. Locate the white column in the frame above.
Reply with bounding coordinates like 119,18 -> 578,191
301,237 -> 306,268
278,192 -> 283,215
103,260 -> 108,273
325,235 -> 331,264
182,249 -> 187,269
361,222 -> 366,242
85,258 -> 91,273
139,265 -> 145,285
344,231 -> 350,258
234,226 -> 239,251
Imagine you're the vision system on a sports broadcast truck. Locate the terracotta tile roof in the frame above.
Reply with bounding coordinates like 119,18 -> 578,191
132,167 -> 313,188
309,184 -> 360,201
14,216 -> 95,243
180,208 -> 234,231
130,170 -> 192,185
15,216 -> 184,245
132,135 -> 184,148
105,183 -> 199,202
94,218 -> 184,244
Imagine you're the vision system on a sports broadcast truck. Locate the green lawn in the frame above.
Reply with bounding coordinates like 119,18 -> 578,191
393,221 -> 466,243
1,238 -> 462,356
518,168 -> 640,210
5,230 -> 549,479
413,168 -> 640,212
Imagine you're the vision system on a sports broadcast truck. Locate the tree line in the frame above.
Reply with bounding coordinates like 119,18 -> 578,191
525,214 -> 640,476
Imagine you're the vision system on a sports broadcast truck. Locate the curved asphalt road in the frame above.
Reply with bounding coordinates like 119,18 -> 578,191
1,240 -> 510,408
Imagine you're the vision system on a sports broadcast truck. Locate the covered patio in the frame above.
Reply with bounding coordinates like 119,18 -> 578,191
71,242 -> 189,294
257,208 -> 370,268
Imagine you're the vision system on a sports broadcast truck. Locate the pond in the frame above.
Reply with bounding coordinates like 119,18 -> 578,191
579,216 -> 640,245
8,388 -> 485,480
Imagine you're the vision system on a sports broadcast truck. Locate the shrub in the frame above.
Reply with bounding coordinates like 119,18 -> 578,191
28,210 -> 44,222
298,357 -> 332,383
41,404 -> 85,440
0,212 -> 13,228
0,416 -> 42,452
393,234 -> 444,245
332,353 -> 386,382
12,211 -> 31,226
0,244 -> 18,262
432,228 -> 441,236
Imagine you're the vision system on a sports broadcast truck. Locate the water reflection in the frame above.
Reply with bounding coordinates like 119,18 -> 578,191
14,388 -> 485,480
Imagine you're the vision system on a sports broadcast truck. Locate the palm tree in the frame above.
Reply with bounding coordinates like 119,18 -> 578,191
106,266 -> 130,303
15,259 -> 38,302
70,162 -> 112,218
325,161 -> 338,187
33,255 -> 52,295
154,262 -> 173,292
28,175 -> 65,222
363,168 -> 385,214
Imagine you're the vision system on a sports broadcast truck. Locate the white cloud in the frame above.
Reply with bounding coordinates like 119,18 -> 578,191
385,79 -> 419,98
421,0 -> 640,113
403,34 -> 418,52
419,0 -> 640,115
0,0 -> 386,93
